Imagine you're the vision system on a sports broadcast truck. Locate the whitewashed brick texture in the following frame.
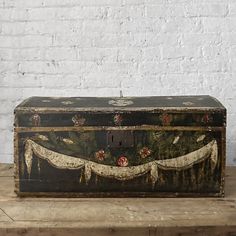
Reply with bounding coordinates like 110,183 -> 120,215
0,0 -> 236,165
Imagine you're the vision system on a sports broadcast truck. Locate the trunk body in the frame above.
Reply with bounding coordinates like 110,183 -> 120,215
14,96 -> 226,197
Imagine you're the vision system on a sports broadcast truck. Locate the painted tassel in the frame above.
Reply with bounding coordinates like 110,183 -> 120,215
173,171 -> 178,187
84,163 -> 92,184
210,140 -> 218,172
79,169 -> 84,183
37,158 -> 41,177
24,139 -> 33,177
150,165 -> 158,189
190,168 -> 196,186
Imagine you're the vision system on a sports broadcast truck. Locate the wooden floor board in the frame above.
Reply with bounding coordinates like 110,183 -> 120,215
0,164 -> 235,236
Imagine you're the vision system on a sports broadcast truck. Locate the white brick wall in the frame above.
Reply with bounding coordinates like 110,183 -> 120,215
0,0 -> 236,165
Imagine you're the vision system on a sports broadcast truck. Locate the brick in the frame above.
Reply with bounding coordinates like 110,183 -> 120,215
0,36 -> 19,48
142,47 -> 161,61
0,74 -> 42,88
39,0 -> 80,7
92,33 -> 124,47
231,59 -> 236,72
18,61 -> 89,74
121,18 -> 162,33
0,130 -> 13,156
145,0 -> 189,4
203,18 -> 236,33
91,62 -> 135,75
27,8 -> 57,21
202,45 -> 229,59
0,48 -> 13,60
182,33 -> 221,46
230,46 -> 236,58
108,6 -> 145,19
185,4 -> 228,17
19,35 -> 52,48
76,0 -> 123,6
122,0 -> 145,5
0,61 -> 18,73
82,73 -> 121,88
17,48 -> 44,61
139,61 -> 168,75
181,58 -> 230,73
229,3 -> 236,16
51,33 -> 89,47
12,0 -> 45,8
161,18 -> 202,34
162,46 -> 201,59
45,47 -> 77,60
0,8 -> 29,21
24,21 -> 83,35
1,22 -> 26,35
117,47 -> 142,61
0,8 -> 12,21
0,154 -> 13,163
79,47 -> 118,62
146,5 -> 186,18
40,74 -> 82,88
221,33 -> 236,46
166,59 -> 182,73
0,48 -> 44,61
0,98 -> 21,114
82,19 -> 120,33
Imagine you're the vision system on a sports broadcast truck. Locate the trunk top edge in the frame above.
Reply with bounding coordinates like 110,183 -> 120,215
14,96 -> 226,112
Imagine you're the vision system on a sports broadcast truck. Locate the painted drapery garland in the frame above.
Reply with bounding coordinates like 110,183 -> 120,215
24,139 -> 218,187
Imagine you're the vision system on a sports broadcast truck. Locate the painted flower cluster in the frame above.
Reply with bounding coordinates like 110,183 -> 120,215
139,147 -> 152,159
117,156 -> 129,167
94,146 -> 152,167
72,115 -> 86,126
95,149 -> 106,161
113,114 -> 123,126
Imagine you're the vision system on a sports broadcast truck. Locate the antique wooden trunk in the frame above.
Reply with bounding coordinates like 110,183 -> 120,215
14,96 -> 226,197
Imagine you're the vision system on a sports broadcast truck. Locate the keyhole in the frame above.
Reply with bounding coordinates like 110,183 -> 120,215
112,135 -> 114,142
119,141 -> 122,146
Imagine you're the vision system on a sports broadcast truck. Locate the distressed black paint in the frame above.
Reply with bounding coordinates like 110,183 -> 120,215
14,96 -> 226,197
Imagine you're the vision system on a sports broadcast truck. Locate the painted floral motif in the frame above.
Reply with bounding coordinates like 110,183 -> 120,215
201,114 -> 213,124
108,99 -> 133,107
113,114 -> 123,126
117,156 -> 129,167
183,101 -> 194,106
173,136 -> 180,145
30,114 -> 41,126
72,115 -> 86,126
197,97 -> 204,101
62,138 -> 74,144
197,135 -> 206,142
36,134 -> 49,141
95,150 -> 106,161
160,113 -> 172,126
61,101 -> 74,105
139,147 -> 152,159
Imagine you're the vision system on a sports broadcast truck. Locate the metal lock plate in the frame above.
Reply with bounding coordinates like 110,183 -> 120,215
107,131 -> 134,148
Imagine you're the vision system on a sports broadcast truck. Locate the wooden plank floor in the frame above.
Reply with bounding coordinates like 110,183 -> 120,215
0,164 -> 235,236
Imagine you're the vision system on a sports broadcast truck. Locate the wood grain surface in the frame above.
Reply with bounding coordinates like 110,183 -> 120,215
0,164 -> 235,236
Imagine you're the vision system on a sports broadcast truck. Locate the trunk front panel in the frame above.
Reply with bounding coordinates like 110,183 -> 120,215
16,129 -> 223,195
